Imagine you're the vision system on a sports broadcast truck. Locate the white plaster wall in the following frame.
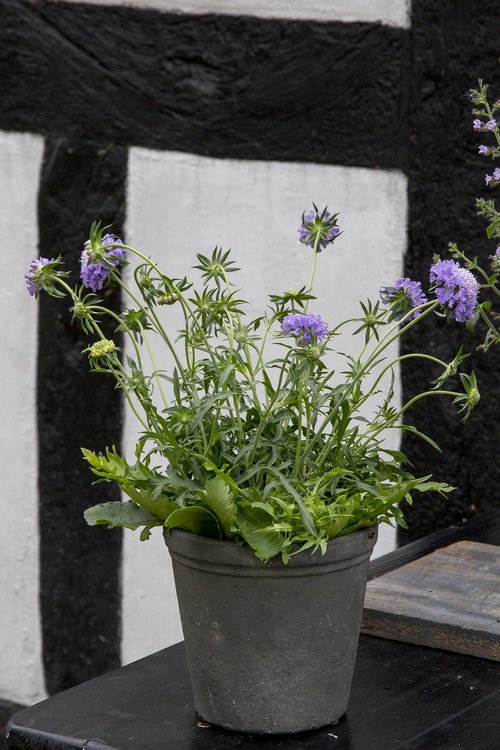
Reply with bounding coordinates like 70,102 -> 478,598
122,149 -> 407,663
0,131 -> 47,705
59,0 -> 410,27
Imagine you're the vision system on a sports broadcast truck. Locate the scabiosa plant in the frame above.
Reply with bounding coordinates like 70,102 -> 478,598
380,277 -> 428,320
24,200 -> 486,562
23,83 -> 500,562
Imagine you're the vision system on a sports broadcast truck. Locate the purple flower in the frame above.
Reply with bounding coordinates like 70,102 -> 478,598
429,259 -> 479,323
80,233 -> 125,292
486,119 -> 497,130
478,145 -> 489,155
473,119 -> 483,130
281,312 -> 329,345
25,257 -> 55,296
485,167 -> 500,186
496,247 -> 500,258
380,277 -> 428,319
298,208 -> 340,251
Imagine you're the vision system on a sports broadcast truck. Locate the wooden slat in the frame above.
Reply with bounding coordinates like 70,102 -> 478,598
362,541 -> 500,661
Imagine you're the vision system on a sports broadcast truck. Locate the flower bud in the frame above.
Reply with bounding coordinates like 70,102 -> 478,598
307,346 -> 321,360
158,293 -> 178,305
89,339 -> 116,359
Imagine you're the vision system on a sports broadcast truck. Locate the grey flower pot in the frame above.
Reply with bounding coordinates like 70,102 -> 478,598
164,526 -> 378,734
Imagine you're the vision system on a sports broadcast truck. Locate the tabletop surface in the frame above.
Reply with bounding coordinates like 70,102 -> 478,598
6,511 -> 500,750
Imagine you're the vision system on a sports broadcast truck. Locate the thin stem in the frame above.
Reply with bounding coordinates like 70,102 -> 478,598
301,300 -> 439,463
304,232 -> 322,312
359,389 -> 462,448
113,272 -> 185,373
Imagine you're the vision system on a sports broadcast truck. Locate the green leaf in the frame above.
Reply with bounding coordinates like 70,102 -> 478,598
486,217 -> 500,239
266,467 -> 317,536
139,521 -> 165,541
397,425 -> 441,452
236,506 -> 283,561
164,506 -> 222,538
190,391 -> 234,430
84,501 -> 155,530
122,484 -> 178,519
202,478 -> 237,539
412,481 -> 455,495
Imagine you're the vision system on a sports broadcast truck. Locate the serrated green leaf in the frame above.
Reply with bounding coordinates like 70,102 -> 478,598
122,484 -> 177,519
84,501 -> 155,530
164,506 -> 222,538
202,478 -> 237,539
236,506 -> 283,561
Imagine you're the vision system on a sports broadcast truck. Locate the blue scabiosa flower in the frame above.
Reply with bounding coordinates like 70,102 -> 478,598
380,277 -> 428,320
281,312 -> 329,345
25,257 -> 54,296
298,206 -> 340,252
24,256 -> 67,297
429,259 -> 479,323
80,231 -> 126,292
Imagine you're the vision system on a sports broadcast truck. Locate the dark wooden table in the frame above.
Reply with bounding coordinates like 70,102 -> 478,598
7,511 -> 500,750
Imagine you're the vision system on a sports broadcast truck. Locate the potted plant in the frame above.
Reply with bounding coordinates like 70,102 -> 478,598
25,82 -> 500,734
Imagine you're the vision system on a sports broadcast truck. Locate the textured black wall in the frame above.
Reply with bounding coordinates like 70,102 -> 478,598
1,1 -> 408,168
400,0 -> 500,543
37,138 -> 126,693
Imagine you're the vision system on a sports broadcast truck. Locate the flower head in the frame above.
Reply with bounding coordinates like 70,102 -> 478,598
473,119 -> 483,130
281,312 -> 328,345
478,145 -> 489,155
486,119 -> 497,130
429,259 -> 479,322
24,256 -> 68,297
80,231 -> 126,292
25,257 -> 54,296
380,277 -> 428,320
298,206 -> 340,252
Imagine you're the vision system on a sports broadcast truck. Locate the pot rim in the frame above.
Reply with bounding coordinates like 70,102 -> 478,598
164,524 -> 378,569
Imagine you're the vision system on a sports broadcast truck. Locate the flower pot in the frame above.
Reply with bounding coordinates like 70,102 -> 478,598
164,526 -> 378,734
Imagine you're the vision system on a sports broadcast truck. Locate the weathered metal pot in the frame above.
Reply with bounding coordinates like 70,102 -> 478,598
164,525 -> 377,734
